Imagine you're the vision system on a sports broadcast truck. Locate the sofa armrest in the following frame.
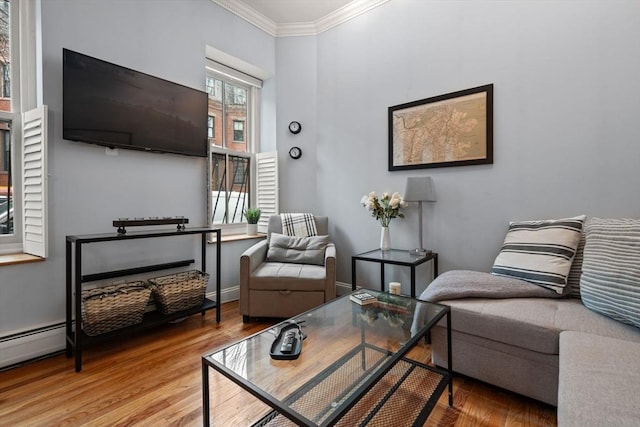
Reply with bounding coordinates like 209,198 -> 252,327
324,243 -> 336,300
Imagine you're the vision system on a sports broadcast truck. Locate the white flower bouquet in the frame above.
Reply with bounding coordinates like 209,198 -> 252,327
360,191 -> 406,227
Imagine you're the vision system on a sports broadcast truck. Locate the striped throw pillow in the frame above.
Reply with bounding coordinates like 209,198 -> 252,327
580,218 -> 640,328
566,231 -> 586,298
491,215 -> 586,294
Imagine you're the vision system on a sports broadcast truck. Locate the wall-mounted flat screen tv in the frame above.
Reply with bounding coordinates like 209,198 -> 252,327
63,48 -> 208,157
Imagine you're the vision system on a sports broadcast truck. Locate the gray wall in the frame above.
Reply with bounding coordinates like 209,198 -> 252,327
312,0 -> 640,292
275,35 -> 319,213
0,0 -> 275,334
2,0 -> 639,357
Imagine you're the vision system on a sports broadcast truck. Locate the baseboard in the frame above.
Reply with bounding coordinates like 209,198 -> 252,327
0,285 -> 242,370
336,281 -> 352,296
211,285 -> 239,304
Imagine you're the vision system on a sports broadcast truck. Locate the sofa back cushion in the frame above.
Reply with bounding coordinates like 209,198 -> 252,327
491,215 -> 586,295
580,218 -> 640,328
266,233 -> 329,266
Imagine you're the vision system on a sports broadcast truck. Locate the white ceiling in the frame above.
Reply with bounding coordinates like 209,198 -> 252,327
213,0 -> 389,36
239,0 -> 355,24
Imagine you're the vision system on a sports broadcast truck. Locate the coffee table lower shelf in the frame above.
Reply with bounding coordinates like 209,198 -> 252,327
252,345 -> 451,427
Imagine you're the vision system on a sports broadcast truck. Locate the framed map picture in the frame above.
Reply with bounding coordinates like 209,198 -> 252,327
388,84 -> 493,170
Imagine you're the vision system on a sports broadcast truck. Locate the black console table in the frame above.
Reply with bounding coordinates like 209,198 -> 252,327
65,227 -> 221,372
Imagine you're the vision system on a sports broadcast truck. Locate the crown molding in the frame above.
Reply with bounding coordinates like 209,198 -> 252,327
212,0 -> 278,36
314,0 -> 389,35
276,22 -> 318,38
211,0 -> 390,37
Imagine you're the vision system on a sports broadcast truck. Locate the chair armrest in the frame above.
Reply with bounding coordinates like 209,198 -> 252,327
240,239 -> 268,274
325,243 -> 336,262
240,239 -> 268,316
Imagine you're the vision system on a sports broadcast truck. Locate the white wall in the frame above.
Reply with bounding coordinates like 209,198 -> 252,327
0,0 -> 275,337
312,0 -> 640,290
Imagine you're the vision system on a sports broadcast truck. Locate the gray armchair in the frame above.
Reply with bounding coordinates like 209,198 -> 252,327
239,215 -> 336,322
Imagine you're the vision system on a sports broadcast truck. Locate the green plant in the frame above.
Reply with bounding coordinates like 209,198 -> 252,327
244,207 -> 261,224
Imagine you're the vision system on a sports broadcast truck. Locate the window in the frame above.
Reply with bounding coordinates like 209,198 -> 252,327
0,0 -> 44,256
205,57 -> 278,235
207,115 -> 215,140
210,152 -> 250,224
205,76 -> 221,101
1,63 -> 8,98
228,85 -> 246,105
233,120 -> 244,142
0,0 -> 14,238
0,120 -> 11,235
232,159 -> 246,185
206,60 -> 259,230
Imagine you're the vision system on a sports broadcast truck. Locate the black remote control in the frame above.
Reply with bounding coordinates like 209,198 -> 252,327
280,331 -> 297,354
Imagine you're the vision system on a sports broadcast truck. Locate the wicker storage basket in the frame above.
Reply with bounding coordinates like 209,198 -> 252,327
148,270 -> 209,315
81,281 -> 151,336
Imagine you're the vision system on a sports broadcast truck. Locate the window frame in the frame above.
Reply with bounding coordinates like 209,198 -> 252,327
0,0 -> 39,255
206,59 -> 261,236
0,0 -> 21,251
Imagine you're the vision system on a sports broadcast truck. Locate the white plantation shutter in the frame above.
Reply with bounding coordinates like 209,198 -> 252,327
255,152 -> 278,233
21,105 -> 48,258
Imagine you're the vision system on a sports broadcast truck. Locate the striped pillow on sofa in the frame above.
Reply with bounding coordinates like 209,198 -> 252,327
566,231 -> 586,298
491,215 -> 586,294
580,218 -> 640,328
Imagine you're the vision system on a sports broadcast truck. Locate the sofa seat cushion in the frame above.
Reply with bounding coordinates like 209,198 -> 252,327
249,262 -> 327,291
558,331 -> 640,427
440,298 -> 640,355
431,326 -> 560,405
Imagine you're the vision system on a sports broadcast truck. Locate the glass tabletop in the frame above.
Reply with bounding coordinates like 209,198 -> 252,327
352,248 -> 435,265
203,291 -> 448,425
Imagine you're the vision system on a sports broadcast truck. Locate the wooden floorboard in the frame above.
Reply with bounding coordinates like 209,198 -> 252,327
0,301 -> 556,426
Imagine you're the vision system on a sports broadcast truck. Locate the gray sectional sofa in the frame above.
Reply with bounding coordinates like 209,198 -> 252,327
420,217 -> 640,426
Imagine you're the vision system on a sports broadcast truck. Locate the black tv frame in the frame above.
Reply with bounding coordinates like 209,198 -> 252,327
63,48 -> 208,158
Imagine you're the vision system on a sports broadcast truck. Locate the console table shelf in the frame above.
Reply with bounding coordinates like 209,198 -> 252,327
71,298 -> 217,345
81,259 -> 195,283
65,227 -> 221,372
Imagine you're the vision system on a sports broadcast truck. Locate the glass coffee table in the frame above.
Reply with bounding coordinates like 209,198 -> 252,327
202,290 -> 452,426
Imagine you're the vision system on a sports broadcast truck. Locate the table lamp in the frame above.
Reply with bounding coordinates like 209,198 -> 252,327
404,176 -> 436,256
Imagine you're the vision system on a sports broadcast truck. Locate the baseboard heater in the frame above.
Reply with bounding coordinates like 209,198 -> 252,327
0,322 -> 67,371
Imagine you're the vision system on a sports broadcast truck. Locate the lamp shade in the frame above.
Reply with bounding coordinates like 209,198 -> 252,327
404,176 -> 436,202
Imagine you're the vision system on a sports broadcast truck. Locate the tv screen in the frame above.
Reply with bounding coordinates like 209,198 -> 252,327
63,48 -> 208,157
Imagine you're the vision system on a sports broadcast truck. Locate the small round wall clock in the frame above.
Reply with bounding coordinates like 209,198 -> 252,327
289,146 -> 302,160
288,121 -> 302,134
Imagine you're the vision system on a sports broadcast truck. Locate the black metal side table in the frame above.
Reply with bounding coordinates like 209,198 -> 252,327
351,249 -> 438,298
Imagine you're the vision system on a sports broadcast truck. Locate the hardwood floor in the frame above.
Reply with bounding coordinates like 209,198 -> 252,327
0,301 -> 556,426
